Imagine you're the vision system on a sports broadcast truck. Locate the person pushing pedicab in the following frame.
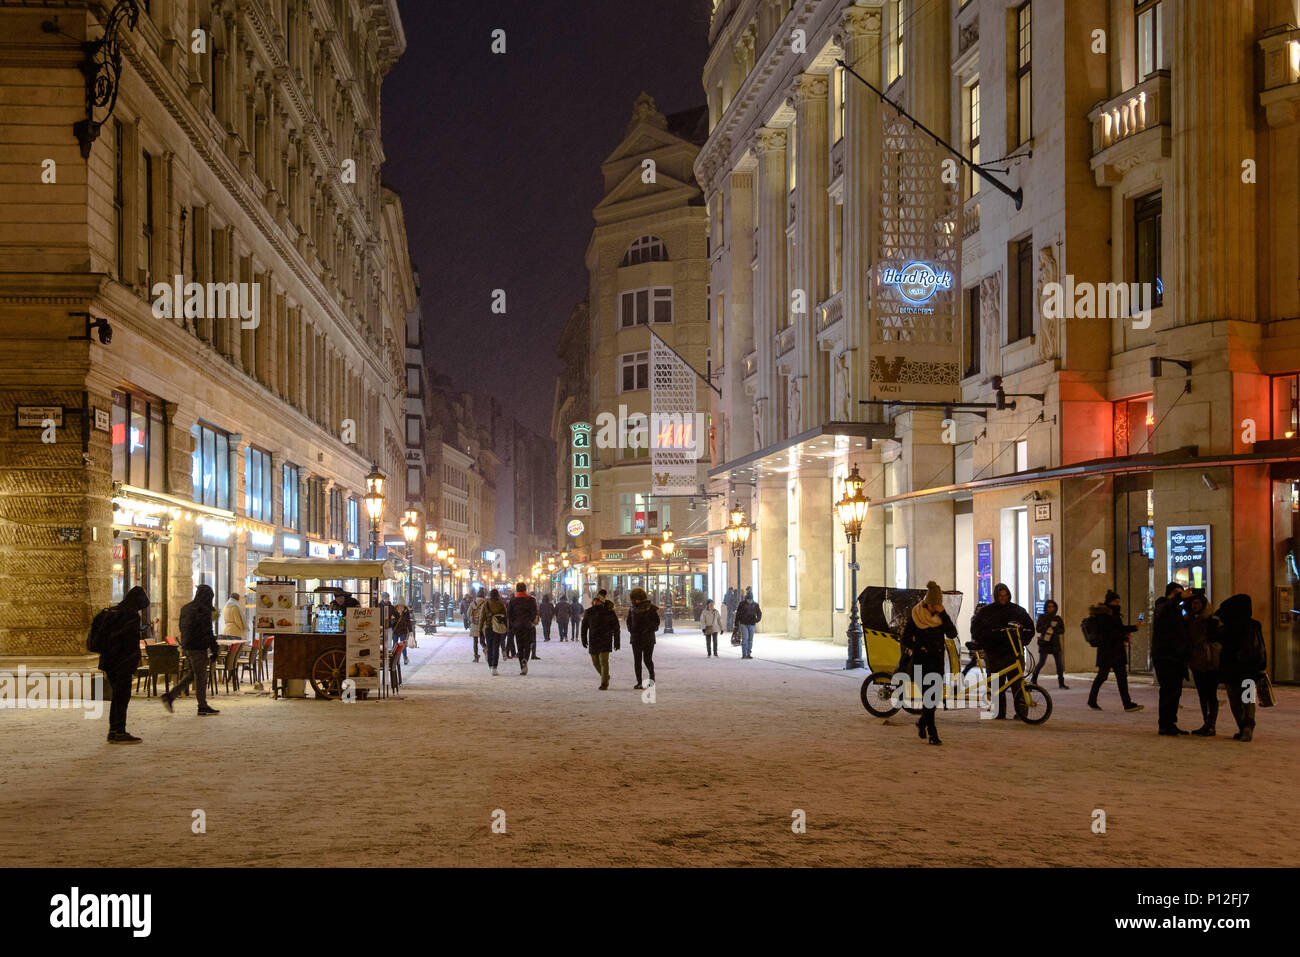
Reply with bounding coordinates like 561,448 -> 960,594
969,582 -> 1034,719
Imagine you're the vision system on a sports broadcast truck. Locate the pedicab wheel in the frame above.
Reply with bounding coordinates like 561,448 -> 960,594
309,649 -> 347,699
861,671 -> 901,718
1015,682 -> 1053,725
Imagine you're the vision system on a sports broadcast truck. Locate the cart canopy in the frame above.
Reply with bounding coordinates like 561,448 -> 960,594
252,557 -> 394,579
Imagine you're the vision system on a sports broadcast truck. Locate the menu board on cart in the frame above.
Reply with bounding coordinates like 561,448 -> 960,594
254,582 -> 298,632
345,607 -> 381,693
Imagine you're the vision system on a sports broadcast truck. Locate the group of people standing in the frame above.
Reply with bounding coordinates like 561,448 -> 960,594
538,594 -> 583,642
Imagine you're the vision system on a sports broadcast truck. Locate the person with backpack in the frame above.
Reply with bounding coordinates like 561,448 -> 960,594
507,582 -> 539,674
392,604 -> 414,665
626,587 -> 660,689
161,584 -> 221,716
482,589 -> 508,675
1085,589 -> 1143,712
581,591 -> 620,690
733,587 -> 762,659
699,598 -> 723,657
468,588 -> 487,663
1215,593 -> 1264,742
1151,582 -> 1191,735
1185,590 -> 1222,735
1030,598 -> 1067,689
91,586 -> 151,744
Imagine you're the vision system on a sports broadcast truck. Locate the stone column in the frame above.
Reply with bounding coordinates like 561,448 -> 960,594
752,127 -> 787,450
837,6 -> 883,419
791,73 -> 830,429
907,0 -> 951,131
755,477 -> 787,634
725,164 -> 755,461
895,410 -> 955,590
796,470 -> 833,639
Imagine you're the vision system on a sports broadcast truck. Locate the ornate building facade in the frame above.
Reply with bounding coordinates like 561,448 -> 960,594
0,0 -> 411,663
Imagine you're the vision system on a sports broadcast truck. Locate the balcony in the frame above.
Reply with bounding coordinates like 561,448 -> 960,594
742,348 -> 757,383
775,325 -> 795,358
1259,27 -> 1300,127
961,194 -> 980,238
1088,71 -> 1171,186
817,291 -> 844,335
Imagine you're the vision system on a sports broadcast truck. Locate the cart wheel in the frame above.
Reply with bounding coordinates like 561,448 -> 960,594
310,649 -> 347,699
860,671 -> 901,718
1014,682 -> 1053,725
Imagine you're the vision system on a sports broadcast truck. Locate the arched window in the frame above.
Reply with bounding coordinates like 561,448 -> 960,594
621,235 -> 669,267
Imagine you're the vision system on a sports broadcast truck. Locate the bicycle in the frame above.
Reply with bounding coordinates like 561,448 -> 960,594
860,625 -> 1052,724
962,639 -> 1035,682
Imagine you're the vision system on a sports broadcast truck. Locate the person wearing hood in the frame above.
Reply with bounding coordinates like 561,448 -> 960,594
1151,582 -> 1191,735
481,589 -> 508,675
1215,593 -> 1264,742
581,591 -> 620,690
970,583 -> 1034,718
1085,590 -> 1143,712
1030,599 -> 1067,689
220,591 -> 246,642
569,595 -> 583,640
162,584 -> 221,716
733,586 -> 762,659
94,586 -> 151,743
554,595 -> 571,644
723,586 -> 738,632
626,587 -> 660,689
902,582 -> 958,745
539,594 -> 556,642
468,588 -> 487,663
699,598 -> 724,657
1184,589 -> 1223,735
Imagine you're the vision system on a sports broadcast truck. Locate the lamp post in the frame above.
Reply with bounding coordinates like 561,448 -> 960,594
423,528 -> 438,632
661,526 -> 675,633
641,538 -> 654,593
436,547 -> 448,622
401,509 -> 419,610
364,465 -> 386,607
724,503 -> 751,607
835,464 -> 869,670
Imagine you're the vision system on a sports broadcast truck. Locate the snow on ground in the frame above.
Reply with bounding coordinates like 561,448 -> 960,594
1,624 -> 1296,867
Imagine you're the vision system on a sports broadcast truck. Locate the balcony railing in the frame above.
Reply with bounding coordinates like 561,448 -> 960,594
775,326 -> 795,357
817,291 -> 843,334
961,194 -> 980,238
742,349 -> 757,382
1088,71 -> 1171,184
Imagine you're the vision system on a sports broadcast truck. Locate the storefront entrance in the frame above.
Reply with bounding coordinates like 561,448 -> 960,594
112,533 -> 166,638
1271,479 -> 1300,682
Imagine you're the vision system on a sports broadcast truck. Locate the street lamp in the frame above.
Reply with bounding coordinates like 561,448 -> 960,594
641,538 -> 654,594
401,510 -> 419,610
364,465 -> 386,607
436,547 -> 448,623
424,527 -> 438,632
724,503 -> 752,630
661,526 -> 675,633
835,464 -> 870,670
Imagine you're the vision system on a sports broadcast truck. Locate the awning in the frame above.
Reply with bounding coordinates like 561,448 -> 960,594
252,557 -> 394,579
708,421 -> 892,483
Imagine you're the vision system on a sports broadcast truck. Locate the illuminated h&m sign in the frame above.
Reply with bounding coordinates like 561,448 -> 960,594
880,261 -> 953,306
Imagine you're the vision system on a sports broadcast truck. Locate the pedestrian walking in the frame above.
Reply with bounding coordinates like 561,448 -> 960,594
1215,593 -> 1265,742
540,594 -> 555,641
468,588 -> 487,662
723,587 -> 738,632
1085,590 -> 1144,713
1151,582 -> 1191,735
626,587 -> 659,689
733,587 -> 762,659
220,591 -> 246,641
392,604 -> 413,664
161,584 -> 221,716
460,595 -> 470,628
1030,598 -> 1068,689
902,581 -> 958,746
90,586 -> 151,744
507,583 -> 539,674
1185,589 -> 1222,736
554,596 -> 571,645
581,591 -> 620,690
568,596 -> 582,640
699,598 -> 723,656
481,589 -> 508,675
970,583 -> 1035,719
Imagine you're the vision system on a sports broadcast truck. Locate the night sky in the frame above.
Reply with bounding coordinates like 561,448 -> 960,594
381,0 -> 713,435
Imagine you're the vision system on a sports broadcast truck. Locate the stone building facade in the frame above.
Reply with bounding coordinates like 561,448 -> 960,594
697,0 -> 1300,677
0,0 -> 411,662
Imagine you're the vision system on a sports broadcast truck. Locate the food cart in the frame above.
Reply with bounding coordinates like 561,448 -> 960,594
251,557 -> 394,701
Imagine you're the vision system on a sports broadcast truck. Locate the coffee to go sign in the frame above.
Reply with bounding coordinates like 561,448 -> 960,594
571,423 -> 591,512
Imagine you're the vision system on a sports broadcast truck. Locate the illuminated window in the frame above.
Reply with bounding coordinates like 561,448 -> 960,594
1270,374 -> 1300,440
1113,395 -> 1155,456
1015,2 -> 1032,145
112,389 -> 167,490
1136,0 -> 1166,80
244,446 -> 273,522
967,81 -> 981,196
1134,191 -> 1163,308
888,0 -> 905,85
191,422 -> 230,509
282,464 -> 300,530
833,66 -> 846,142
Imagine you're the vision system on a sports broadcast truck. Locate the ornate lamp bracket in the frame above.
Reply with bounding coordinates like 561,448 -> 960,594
70,1 -> 141,159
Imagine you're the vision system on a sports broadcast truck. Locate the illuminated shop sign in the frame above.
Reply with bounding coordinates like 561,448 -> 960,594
566,519 -> 585,538
571,422 -> 591,512
880,261 -> 954,306
307,541 -> 329,557
282,535 -> 301,552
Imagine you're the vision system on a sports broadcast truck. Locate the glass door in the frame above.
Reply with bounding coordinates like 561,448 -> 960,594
1272,480 -> 1300,682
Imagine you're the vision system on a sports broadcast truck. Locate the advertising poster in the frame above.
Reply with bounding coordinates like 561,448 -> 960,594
1167,525 -> 1211,598
255,582 -> 297,632
1032,535 -> 1053,615
976,541 -> 993,604
345,607 -> 381,692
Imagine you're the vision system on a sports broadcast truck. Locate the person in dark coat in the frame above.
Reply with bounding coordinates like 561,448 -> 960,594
723,587 -> 738,632
1215,593 -> 1263,742
734,587 -> 762,659
507,582 -> 539,674
569,596 -> 582,640
1086,589 -> 1143,712
1150,582 -> 1190,734
554,596 -> 571,644
626,587 -> 660,689
581,591 -> 620,690
1184,590 -> 1222,735
969,582 -> 1034,718
392,605 -> 414,665
162,584 -> 221,716
901,581 -> 958,745
539,594 -> 556,642
96,586 -> 151,743
1030,599 -> 1068,689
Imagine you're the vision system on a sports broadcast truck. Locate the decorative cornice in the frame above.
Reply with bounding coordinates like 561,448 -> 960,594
790,73 -> 829,107
835,5 -> 882,47
751,126 -> 787,155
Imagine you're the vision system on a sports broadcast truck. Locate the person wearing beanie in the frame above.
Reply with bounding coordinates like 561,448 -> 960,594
733,587 -> 763,659
1031,598 -> 1068,689
626,587 -> 660,689
581,591 -> 620,690
1086,588 -> 1143,712
901,582 -> 957,745
1150,582 -> 1191,733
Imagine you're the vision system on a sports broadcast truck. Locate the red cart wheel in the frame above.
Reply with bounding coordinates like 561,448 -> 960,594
310,649 -> 347,699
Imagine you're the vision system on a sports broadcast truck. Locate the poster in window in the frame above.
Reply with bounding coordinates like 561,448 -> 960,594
976,540 -> 993,604
1031,535 -> 1052,615
1167,525 -> 1210,599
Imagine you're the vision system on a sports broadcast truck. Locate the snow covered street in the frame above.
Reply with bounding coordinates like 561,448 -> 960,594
2,625 -> 1295,867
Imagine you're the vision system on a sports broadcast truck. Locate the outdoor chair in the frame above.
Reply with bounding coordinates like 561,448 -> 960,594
144,644 -> 181,697
389,640 -> 406,691
213,641 -> 242,694
238,637 -> 262,685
